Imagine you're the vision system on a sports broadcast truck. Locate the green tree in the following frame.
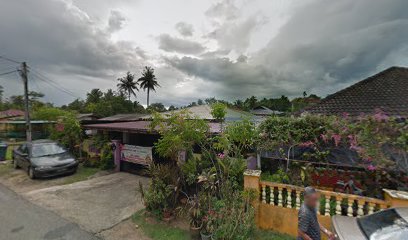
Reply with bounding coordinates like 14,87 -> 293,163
211,102 -> 227,122
138,66 -> 160,107
117,72 -> 138,101
147,102 -> 167,112
86,89 -> 103,104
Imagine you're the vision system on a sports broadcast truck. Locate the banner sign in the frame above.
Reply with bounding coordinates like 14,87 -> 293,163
121,144 -> 153,166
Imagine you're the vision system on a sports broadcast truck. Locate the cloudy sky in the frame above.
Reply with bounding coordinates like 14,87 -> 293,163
0,0 -> 407,106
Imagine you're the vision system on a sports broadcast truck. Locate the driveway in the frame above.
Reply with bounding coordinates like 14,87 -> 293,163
24,172 -> 150,235
0,184 -> 98,240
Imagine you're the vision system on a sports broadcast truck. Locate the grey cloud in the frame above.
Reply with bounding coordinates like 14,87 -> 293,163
108,10 -> 126,32
205,0 -> 239,21
158,34 -> 206,54
170,0 -> 408,100
205,0 -> 265,53
0,0 -> 144,105
175,22 -> 194,37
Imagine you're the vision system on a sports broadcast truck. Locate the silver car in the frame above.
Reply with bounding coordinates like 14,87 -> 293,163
332,207 -> 408,240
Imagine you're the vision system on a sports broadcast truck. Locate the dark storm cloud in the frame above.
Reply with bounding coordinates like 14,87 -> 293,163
0,0 -> 143,104
158,34 -> 206,55
170,0 -> 408,99
174,22 -> 194,37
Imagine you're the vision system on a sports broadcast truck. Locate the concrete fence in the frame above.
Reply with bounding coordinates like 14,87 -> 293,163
244,169 -> 408,239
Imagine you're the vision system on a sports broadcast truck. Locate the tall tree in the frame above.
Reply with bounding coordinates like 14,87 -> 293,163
86,89 -> 103,103
138,66 -> 160,107
117,72 -> 138,101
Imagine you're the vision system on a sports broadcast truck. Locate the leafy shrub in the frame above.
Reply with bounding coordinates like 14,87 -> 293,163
210,190 -> 256,240
99,144 -> 114,170
261,168 -> 290,184
140,164 -> 180,217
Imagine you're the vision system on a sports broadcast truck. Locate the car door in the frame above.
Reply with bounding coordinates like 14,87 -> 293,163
15,144 -> 29,169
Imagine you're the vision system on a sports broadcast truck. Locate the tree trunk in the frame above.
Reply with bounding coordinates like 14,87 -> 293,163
147,88 -> 150,107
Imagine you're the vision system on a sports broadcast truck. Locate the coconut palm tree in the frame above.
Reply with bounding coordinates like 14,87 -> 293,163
138,66 -> 160,107
117,72 -> 138,101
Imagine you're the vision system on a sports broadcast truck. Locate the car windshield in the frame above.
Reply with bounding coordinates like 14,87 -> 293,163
358,209 -> 408,240
32,143 -> 67,157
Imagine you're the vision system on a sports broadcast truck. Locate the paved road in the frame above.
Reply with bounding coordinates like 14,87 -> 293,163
0,184 -> 98,240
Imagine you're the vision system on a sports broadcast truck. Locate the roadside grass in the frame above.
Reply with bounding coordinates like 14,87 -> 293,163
60,165 -> 100,185
6,146 -> 13,160
132,210 -> 190,240
132,210 -> 295,240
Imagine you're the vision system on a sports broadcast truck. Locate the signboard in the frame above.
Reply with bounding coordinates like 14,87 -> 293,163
121,144 -> 153,166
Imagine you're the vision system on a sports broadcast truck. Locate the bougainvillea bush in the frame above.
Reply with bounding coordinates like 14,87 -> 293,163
258,110 -> 407,172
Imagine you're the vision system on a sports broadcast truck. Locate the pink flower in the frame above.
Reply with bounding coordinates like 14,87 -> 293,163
332,134 -> 342,147
367,165 -> 376,171
373,109 -> 389,122
342,112 -> 350,119
320,134 -> 328,143
217,153 -> 225,159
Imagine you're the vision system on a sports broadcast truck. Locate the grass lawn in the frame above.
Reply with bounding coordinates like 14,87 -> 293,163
132,210 -> 191,240
132,210 -> 295,240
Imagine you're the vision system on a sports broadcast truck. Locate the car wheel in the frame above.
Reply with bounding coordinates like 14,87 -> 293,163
13,159 -> 20,169
28,167 -> 35,179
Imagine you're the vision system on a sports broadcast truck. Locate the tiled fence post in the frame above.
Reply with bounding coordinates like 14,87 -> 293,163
244,169 -> 262,223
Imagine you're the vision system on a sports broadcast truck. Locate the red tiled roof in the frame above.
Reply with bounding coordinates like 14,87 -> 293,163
303,66 -> 408,117
0,109 -> 25,119
84,121 -> 222,133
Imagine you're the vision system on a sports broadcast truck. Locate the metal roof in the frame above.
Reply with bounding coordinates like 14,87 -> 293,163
84,120 -> 222,133
97,113 -> 147,122
141,105 -> 258,122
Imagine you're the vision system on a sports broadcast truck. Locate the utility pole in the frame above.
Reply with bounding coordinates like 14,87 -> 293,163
19,62 -> 32,142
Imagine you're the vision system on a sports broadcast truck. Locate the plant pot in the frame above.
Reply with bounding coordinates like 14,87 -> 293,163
200,231 -> 212,240
190,226 -> 201,240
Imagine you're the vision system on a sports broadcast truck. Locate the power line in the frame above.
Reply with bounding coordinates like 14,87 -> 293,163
30,71 -> 80,98
0,55 -> 20,64
0,70 -> 17,76
28,67 -> 77,94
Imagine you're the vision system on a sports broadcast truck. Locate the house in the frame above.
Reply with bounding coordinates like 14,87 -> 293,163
84,105 -> 257,171
141,105 -> 259,122
96,113 -> 147,123
0,109 -> 25,121
250,106 -> 283,116
302,66 -> 408,118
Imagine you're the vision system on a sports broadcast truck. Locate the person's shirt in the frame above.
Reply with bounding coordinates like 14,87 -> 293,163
297,203 -> 321,240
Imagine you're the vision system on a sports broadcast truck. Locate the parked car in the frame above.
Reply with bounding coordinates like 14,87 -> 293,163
12,139 -> 78,179
332,207 -> 408,240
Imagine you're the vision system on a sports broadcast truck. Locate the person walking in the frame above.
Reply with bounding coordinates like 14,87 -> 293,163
298,187 -> 335,240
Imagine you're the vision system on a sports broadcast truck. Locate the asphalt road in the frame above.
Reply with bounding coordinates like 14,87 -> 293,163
0,184 -> 98,240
